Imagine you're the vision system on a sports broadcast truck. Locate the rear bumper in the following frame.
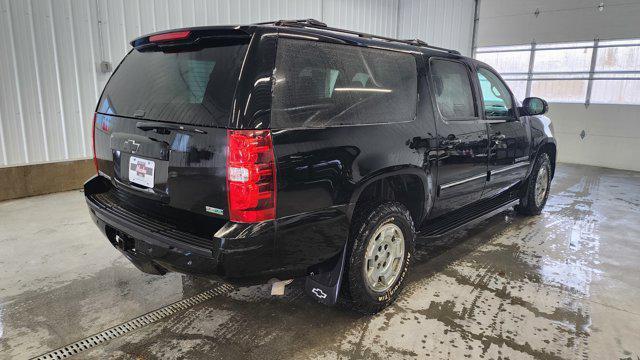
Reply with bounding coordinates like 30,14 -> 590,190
84,175 -> 279,283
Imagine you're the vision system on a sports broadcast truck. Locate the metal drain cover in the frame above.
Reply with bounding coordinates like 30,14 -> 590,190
31,283 -> 234,360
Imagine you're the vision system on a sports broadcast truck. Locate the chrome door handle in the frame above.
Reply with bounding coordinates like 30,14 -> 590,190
491,134 -> 506,146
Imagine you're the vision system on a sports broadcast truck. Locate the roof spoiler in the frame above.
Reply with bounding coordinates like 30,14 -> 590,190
130,27 -> 252,50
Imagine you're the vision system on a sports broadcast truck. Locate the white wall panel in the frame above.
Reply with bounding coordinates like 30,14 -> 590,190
0,0 -> 25,165
52,0 -> 83,159
478,0 -> 640,46
0,0 -> 475,167
323,0 -> 398,38
398,0 -> 475,55
549,103 -> 640,172
8,0 -> 48,164
70,0 -> 101,160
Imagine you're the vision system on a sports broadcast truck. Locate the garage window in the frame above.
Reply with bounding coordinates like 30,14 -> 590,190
271,39 -> 418,128
475,39 -> 640,105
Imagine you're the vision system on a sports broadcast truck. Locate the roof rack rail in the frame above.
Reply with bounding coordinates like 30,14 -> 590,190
256,19 -> 461,55
402,38 -> 458,54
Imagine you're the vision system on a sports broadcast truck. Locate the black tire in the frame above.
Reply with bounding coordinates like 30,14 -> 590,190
516,153 -> 551,216
340,202 -> 415,314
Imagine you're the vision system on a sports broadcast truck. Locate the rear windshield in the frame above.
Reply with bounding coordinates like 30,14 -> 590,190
98,40 -> 248,127
271,39 -> 418,128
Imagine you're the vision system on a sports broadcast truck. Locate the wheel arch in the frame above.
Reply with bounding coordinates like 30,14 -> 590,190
346,166 -> 435,229
535,138 -> 557,179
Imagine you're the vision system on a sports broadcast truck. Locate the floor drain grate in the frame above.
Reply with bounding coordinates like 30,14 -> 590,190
30,283 -> 234,360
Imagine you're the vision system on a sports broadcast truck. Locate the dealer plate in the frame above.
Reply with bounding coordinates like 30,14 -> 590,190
128,156 -> 155,188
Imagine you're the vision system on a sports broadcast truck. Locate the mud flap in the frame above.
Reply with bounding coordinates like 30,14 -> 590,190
304,242 -> 348,306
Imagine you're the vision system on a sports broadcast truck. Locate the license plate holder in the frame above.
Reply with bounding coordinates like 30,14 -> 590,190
128,156 -> 155,188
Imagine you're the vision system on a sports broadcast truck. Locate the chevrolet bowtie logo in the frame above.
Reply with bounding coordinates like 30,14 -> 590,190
312,288 -> 327,299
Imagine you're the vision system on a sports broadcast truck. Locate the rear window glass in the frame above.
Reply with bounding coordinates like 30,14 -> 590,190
271,39 -> 418,128
98,40 -> 248,126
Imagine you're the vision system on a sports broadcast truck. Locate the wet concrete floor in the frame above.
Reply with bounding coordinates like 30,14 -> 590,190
1,163 -> 639,359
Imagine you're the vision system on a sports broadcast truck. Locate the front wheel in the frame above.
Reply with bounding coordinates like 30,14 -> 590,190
341,202 -> 415,314
516,153 -> 551,215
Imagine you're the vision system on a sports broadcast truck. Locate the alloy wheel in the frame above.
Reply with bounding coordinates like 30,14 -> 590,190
363,223 -> 405,293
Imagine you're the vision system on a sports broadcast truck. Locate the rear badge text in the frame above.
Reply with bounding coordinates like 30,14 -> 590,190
206,206 -> 224,216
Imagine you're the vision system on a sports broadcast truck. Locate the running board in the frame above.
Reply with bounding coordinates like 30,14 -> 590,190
418,192 -> 519,238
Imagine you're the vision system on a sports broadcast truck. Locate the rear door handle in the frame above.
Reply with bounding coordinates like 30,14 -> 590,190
491,134 -> 506,145
409,136 -> 430,149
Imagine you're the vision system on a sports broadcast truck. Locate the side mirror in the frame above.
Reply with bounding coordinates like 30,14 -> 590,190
522,97 -> 548,116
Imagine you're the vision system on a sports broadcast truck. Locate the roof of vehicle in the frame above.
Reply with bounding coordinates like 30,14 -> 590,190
131,19 -> 468,60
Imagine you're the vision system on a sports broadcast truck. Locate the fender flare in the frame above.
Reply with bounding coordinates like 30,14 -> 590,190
528,137 -> 557,179
345,165 -> 435,225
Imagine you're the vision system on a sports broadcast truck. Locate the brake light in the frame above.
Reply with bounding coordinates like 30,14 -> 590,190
92,113 -> 98,174
227,130 -> 276,223
149,31 -> 191,43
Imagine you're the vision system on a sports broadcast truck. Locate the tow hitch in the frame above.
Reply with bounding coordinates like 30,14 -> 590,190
114,233 -> 135,252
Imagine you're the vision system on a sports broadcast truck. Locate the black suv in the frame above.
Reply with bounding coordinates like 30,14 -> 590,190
85,20 -> 556,314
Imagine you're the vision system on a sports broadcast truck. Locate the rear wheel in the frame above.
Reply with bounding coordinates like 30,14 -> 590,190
516,153 -> 551,215
341,202 -> 415,314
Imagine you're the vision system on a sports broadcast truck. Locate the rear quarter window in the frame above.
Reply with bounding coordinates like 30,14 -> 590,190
98,40 -> 248,127
271,39 -> 418,128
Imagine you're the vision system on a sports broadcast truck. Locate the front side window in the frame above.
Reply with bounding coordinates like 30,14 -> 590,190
477,67 -> 515,118
429,60 -> 476,120
271,39 -> 418,128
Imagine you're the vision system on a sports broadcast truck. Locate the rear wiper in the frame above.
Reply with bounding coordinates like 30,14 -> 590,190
136,121 -> 207,135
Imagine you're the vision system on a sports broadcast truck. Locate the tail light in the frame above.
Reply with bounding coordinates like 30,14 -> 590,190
92,113 -> 98,174
227,130 -> 276,223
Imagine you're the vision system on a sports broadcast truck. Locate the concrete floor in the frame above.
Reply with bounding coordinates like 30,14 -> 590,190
1,163 -> 640,359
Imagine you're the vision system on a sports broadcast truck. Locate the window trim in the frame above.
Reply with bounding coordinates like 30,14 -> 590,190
475,65 -> 518,121
428,57 -> 480,122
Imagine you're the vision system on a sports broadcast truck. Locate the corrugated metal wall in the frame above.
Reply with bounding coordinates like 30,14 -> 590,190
0,0 -> 475,167
398,0 -> 476,54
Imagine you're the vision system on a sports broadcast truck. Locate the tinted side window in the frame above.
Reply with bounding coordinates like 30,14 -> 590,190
430,60 -> 476,119
477,67 -> 515,118
271,39 -> 417,128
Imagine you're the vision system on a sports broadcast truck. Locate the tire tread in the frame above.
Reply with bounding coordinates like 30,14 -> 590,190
516,153 -> 551,216
340,201 -> 415,314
